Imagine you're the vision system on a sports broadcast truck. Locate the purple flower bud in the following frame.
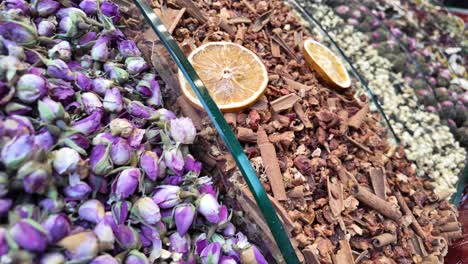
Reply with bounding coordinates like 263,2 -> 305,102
220,256 -> 237,264
3,115 -> 34,137
80,55 -> 93,70
79,0 -> 98,15
92,132 -> 115,145
194,233 -> 208,255
335,5 -> 349,14
53,147 -> 80,175
152,185 -> 181,209
18,161 -> 50,194
163,175 -> 182,185
347,18 -> 359,26
103,87 -> 123,112
200,242 -> 221,264
38,97 -> 65,123
91,254 -> 119,264
112,200 -> 131,225
112,168 -> 140,200
110,118 -> 133,138
157,108 -> 176,121
81,92 -> 103,114
139,151 -> 159,181
118,40 -> 141,58
0,228 -> 8,256
79,32 -> 97,46
78,199 -> 105,223
74,72 -> 92,91
184,154 -> 202,174
128,128 -> 145,148
40,252 -> 65,264
164,147 -> 184,174
1,134 -> 35,169
240,245 -> 267,264
40,198 -> 64,213
147,80 -> 162,106
49,41 -> 72,61
442,100 -> 454,108
34,128 -> 54,151
5,102 -> 32,115
42,214 -> 71,243
105,65 -> 129,84
48,78 -> 75,104
223,223 -> 236,237
170,117 -> 196,144
93,219 -> 115,251
37,20 -> 56,36
197,194 -> 221,224
174,203 -> 196,236
10,219 -> 48,252
132,197 -> 161,225
72,111 -> 103,136
127,101 -> 157,119
0,22 -> 36,46
0,199 -> 12,217
111,138 -> 132,166
91,36 -> 110,62
101,0 -> 121,23
35,0 -> 60,17
125,250 -> 149,264
14,204 -> 40,220
114,225 -> 141,250
92,78 -> 113,96
64,181 -> 91,200
58,231 -> 99,259
90,144 -> 113,176
125,57 -> 148,75
5,0 -> 29,15
15,74 -> 46,103
47,59 -> 75,81
169,232 -> 189,253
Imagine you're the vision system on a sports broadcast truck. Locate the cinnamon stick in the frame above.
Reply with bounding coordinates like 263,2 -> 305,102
409,235 -> 428,257
395,191 -> 426,238
257,127 -> 287,200
294,103 -> 313,128
351,184 -> 402,221
283,77 -> 312,92
438,222 -> 460,232
441,230 -> 463,240
348,105 -> 369,129
371,233 -> 397,247
327,177 -> 344,217
237,127 -> 256,143
271,93 -> 301,113
369,167 -> 386,200
333,240 -> 354,264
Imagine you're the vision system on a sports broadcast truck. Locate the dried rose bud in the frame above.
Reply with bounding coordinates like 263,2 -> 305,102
92,78 -> 112,96
103,87 -> 123,113
112,168 -> 140,200
164,147 -> 184,175
5,0 -> 29,14
78,199 -> 105,224
38,97 -> 65,123
152,185 -> 181,209
16,74 -> 46,103
47,59 -> 74,81
64,181 -> 91,200
125,57 -> 148,75
41,214 -> 71,243
127,101 -> 157,119
39,198 -> 64,214
91,36 -> 110,62
170,117 -> 196,144
200,242 -> 221,264
58,231 -> 99,260
223,223 -> 236,237
10,219 -> 48,252
132,197 -> 161,225
107,66 -> 129,85
40,252 -> 65,264
335,5 -> 349,14
112,200 -> 131,225
101,0 -> 120,23
75,72 -> 92,91
0,199 -> 12,217
1,134 -> 35,169
0,21 -> 37,46
169,232 -> 189,254
53,147 -> 80,175
72,111 -> 103,136
118,40 -> 141,58
125,250 -> 149,264
114,225 -> 141,250
93,218 -> 115,251
48,41 -> 72,61
80,55 -> 93,70
184,154 -> 201,174
110,118 -> 133,138
197,194 -> 221,224
240,245 -> 267,264
220,256 -> 237,264
5,102 -> 32,115
111,138 -> 132,166
34,0 -> 60,17
156,108 -> 176,121
34,128 -> 54,152
79,0 -> 98,15
174,203 -> 195,236
90,254 -> 119,264
17,161 -> 50,194
90,144 -> 113,176
139,151 -> 159,181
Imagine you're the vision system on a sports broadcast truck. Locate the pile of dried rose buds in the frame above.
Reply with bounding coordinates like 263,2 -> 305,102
0,1 -> 266,263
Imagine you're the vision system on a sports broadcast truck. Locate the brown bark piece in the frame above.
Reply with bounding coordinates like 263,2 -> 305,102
294,103 -> 313,129
235,24 -> 247,45
228,17 -> 252,24
252,10 -> 272,32
351,184 -> 403,221
271,39 -> 281,58
268,131 -> 295,149
271,34 -> 299,61
369,167 -> 386,200
294,30 -> 303,49
345,135 -> 372,154
154,7 -> 186,34
303,246 -> 321,264
327,177 -> 344,217
237,127 -> 257,143
334,240 -> 354,264
241,0 -> 257,14
371,233 -> 397,248
283,77 -> 312,92
348,105 -> 369,129
224,113 -> 237,127
271,93 -> 301,113
176,97 -> 202,130
267,194 -> 295,234
395,191 -> 427,238
257,127 -> 287,200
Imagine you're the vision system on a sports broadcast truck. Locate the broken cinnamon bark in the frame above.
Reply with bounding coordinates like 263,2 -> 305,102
371,233 -> 397,248
351,184 -> 403,221
270,93 -> 301,113
369,167 -> 386,199
348,105 -> 369,129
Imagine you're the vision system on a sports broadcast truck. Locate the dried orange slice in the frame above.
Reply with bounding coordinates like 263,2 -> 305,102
178,42 -> 268,112
303,39 -> 351,89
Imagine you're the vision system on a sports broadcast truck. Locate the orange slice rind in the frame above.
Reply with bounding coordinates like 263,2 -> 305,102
303,39 -> 351,89
178,42 -> 268,112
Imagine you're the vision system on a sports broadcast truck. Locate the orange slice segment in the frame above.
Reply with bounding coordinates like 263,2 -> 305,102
178,42 -> 268,112
303,39 -> 351,89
